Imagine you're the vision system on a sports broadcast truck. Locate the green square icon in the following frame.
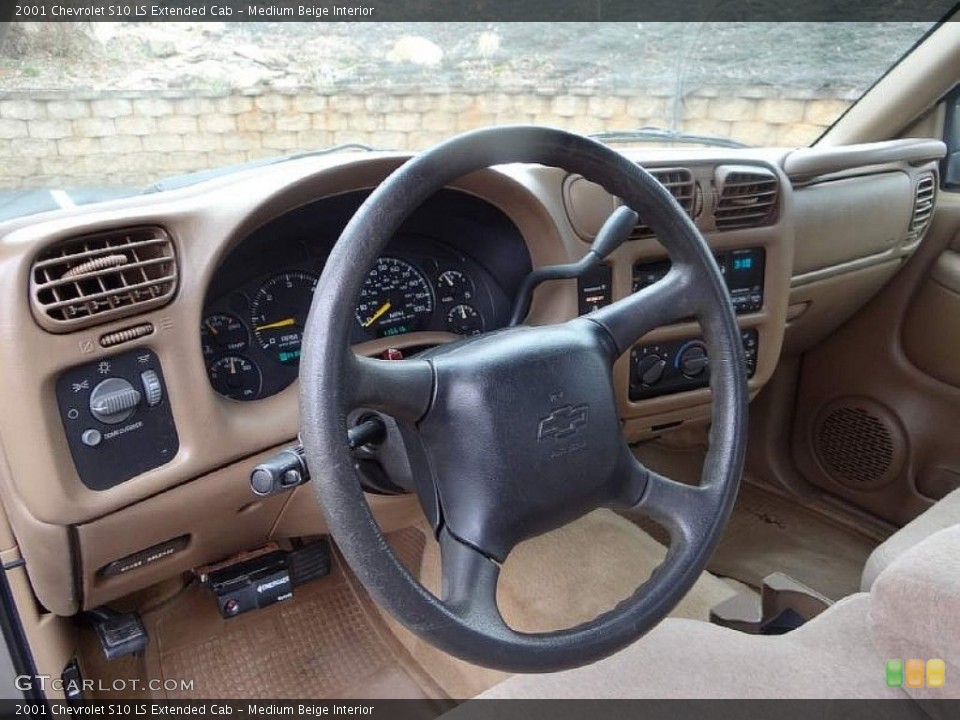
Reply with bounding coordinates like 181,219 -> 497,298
886,659 -> 904,687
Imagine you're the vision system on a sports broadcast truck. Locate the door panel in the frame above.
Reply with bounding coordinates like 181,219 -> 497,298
792,194 -> 960,526
903,249 -> 960,387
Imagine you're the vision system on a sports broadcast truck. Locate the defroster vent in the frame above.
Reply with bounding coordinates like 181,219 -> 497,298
30,226 -> 177,333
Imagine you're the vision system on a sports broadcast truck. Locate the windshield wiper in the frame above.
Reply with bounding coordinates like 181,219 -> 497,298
590,127 -> 749,150
142,142 -> 378,194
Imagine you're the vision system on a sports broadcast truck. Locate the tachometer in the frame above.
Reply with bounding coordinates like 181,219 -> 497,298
356,258 -> 434,338
251,271 -> 318,365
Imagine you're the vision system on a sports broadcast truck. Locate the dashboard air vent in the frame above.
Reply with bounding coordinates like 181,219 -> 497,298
907,173 -> 936,244
628,167 -> 695,240
30,226 -> 177,333
714,166 -> 779,231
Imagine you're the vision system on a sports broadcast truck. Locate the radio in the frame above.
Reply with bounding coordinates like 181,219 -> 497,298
633,246 -> 765,315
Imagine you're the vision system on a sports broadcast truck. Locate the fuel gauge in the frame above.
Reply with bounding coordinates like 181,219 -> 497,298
437,269 -> 474,305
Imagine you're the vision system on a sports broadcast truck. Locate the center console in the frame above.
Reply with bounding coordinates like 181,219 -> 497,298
627,246 -> 766,401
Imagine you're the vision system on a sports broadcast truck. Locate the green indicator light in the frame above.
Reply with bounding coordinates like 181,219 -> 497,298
886,659 -> 904,687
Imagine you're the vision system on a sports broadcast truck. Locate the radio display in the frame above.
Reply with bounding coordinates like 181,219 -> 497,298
633,246 -> 765,315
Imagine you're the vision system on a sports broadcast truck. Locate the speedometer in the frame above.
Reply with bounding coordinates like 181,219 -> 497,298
356,258 -> 434,338
251,271 -> 318,365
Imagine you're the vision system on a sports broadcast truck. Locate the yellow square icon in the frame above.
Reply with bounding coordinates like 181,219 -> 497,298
927,659 -> 945,689
905,659 -> 925,688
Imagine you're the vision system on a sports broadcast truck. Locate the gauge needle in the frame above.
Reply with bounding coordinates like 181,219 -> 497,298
229,357 -> 236,375
205,320 -> 218,335
255,317 -> 296,332
362,301 -> 392,328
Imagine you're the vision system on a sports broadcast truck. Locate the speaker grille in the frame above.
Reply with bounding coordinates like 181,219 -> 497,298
814,402 -> 899,489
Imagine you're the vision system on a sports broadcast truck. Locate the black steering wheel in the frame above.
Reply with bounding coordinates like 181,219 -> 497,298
299,126 -> 747,673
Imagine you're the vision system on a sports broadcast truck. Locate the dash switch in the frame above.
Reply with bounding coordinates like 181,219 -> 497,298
141,370 -> 163,407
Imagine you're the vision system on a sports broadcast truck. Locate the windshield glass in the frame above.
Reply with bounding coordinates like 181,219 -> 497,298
0,21 -> 935,201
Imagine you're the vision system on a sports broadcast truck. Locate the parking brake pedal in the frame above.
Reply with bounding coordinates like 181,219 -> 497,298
86,608 -> 148,660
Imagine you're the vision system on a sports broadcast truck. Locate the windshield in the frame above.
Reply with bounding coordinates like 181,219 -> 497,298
0,21 -> 935,202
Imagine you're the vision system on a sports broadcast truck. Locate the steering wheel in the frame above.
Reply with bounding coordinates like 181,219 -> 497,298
299,126 -> 748,673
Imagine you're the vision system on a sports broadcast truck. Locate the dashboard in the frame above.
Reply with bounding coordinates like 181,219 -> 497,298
0,139 -> 944,618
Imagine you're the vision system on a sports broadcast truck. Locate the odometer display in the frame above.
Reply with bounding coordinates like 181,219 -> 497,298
356,258 -> 434,338
251,271 -> 318,365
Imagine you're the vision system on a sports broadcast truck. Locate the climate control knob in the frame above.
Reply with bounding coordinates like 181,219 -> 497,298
635,354 -> 667,386
677,343 -> 709,378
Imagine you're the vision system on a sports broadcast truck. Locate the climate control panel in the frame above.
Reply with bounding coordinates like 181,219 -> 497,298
55,348 -> 178,490
630,329 -> 758,401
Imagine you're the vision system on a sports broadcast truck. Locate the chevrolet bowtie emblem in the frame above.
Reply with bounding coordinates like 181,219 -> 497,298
537,404 -> 589,441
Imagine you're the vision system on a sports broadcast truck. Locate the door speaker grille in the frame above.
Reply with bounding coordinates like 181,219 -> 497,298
813,399 -> 903,490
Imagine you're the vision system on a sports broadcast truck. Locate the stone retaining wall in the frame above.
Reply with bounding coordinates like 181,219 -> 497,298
0,87 -> 855,189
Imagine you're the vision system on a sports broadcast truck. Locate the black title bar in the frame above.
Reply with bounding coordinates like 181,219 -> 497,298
3,0 -> 959,22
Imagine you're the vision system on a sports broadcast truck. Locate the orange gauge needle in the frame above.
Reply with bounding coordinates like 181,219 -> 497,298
205,320 -> 218,335
362,302 -> 392,328
255,317 -> 296,332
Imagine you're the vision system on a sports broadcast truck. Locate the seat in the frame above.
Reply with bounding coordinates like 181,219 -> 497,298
861,487 -> 960,591
464,524 -> 960,703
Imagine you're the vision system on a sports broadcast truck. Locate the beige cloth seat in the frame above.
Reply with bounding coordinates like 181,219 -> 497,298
861,487 -> 960,591
465,524 -> 960,702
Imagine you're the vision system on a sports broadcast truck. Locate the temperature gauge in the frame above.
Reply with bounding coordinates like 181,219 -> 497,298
201,313 -> 248,360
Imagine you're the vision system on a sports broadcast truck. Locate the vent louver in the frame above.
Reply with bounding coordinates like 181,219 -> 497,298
714,166 -> 779,231
907,174 -> 936,244
30,226 -> 178,333
628,167 -> 695,240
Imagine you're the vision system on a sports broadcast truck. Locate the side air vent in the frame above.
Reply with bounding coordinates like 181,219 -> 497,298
906,173 -> 936,244
714,166 -> 779,231
628,167 -> 695,240
30,226 -> 177,333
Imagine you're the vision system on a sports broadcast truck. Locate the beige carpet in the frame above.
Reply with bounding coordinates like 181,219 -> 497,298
377,509 -> 748,699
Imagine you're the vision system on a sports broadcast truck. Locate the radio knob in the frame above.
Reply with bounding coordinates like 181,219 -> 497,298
678,344 -> 709,378
636,354 -> 666,386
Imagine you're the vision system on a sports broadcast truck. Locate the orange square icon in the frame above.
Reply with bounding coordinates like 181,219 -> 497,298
905,659 -> 925,688
927,659 -> 946,689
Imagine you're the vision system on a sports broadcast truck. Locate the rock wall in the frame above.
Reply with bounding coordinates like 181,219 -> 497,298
0,87 -> 854,189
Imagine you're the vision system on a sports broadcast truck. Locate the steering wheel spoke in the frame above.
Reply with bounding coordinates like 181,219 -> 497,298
438,528 -> 508,630
616,449 -> 715,549
346,353 -> 434,423
586,265 -> 701,358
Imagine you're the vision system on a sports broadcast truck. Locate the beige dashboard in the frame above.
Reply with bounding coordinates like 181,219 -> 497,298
0,138 -> 944,616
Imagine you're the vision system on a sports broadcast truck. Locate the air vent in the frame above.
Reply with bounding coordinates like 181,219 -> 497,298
906,173 -> 936,244
30,226 -> 177,333
714,166 -> 779,231
628,167 -> 695,240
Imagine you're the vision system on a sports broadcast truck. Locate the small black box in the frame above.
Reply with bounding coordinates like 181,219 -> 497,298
204,550 -> 293,618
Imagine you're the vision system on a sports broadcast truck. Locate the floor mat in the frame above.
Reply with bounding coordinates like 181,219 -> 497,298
80,532 -> 447,702
633,480 -> 877,600
631,442 -> 879,600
